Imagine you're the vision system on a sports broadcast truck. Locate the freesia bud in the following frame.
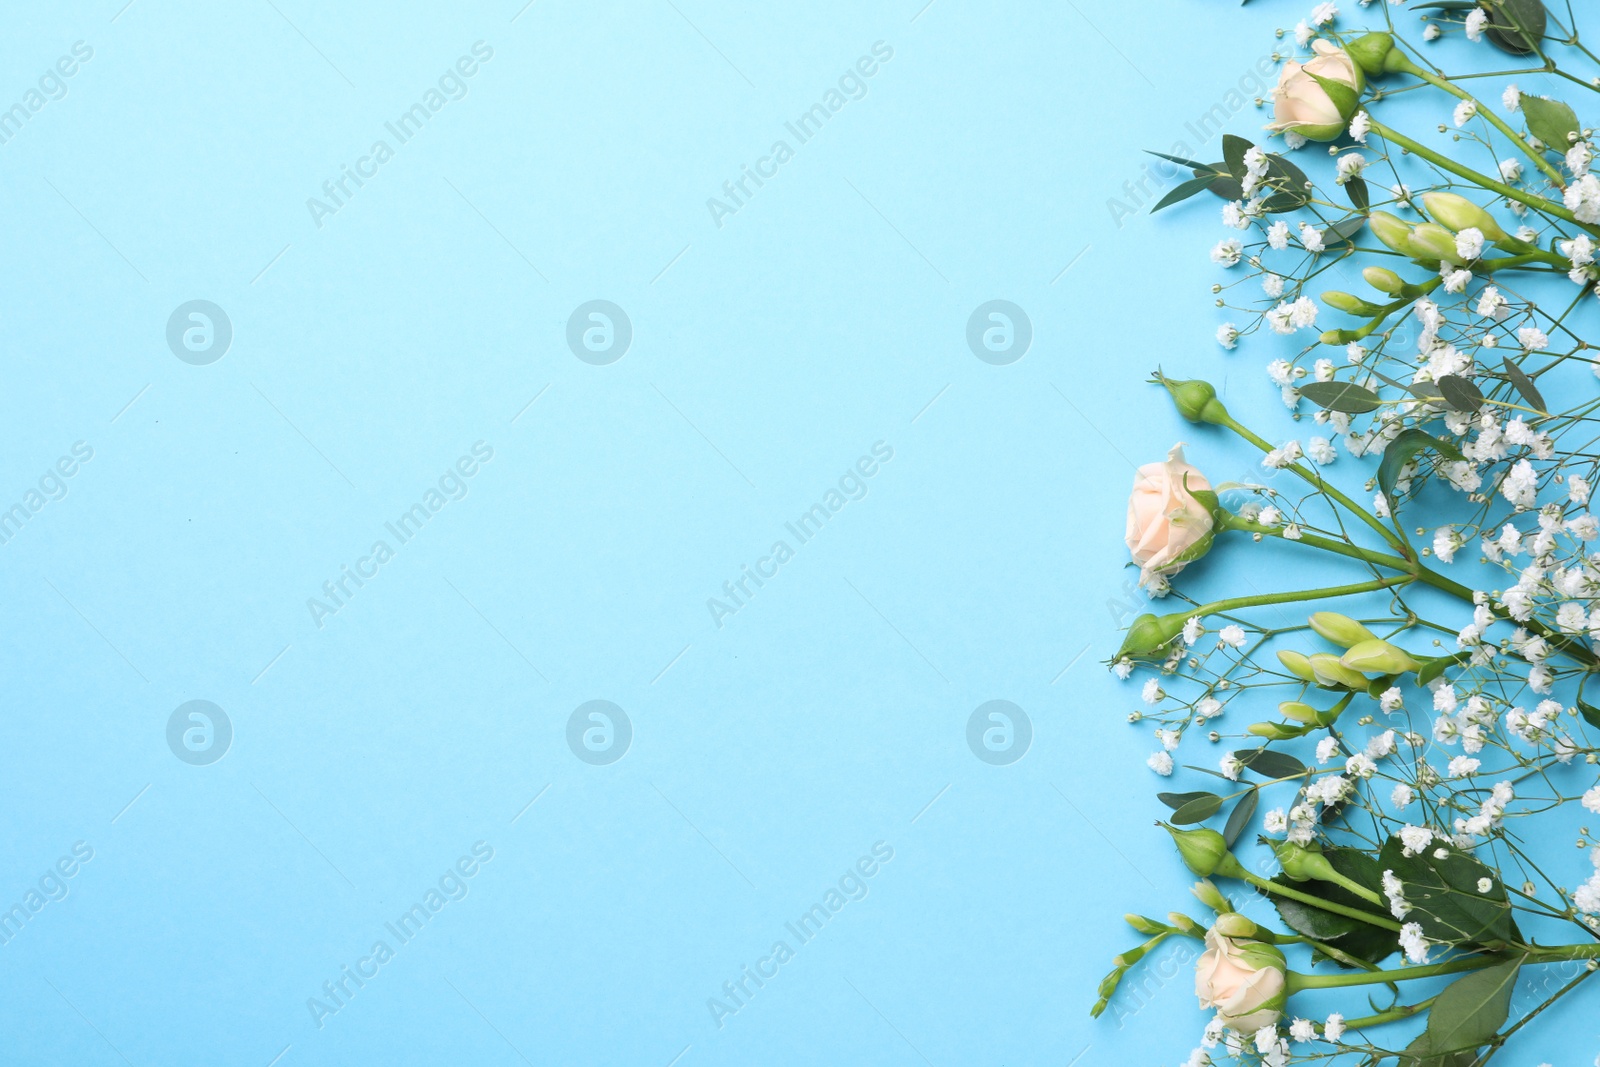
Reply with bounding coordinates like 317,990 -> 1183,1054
1249,721 -> 1310,739
1278,701 -> 1320,724
1266,39 -> 1363,141
1362,266 -> 1406,295
1309,652 -> 1371,689
1191,878 -> 1233,915
1340,638 -> 1422,674
1167,911 -> 1207,938
1368,211 -> 1413,253
1125,913 -> 1169,935
1164,825 -> 1245,878
1422,191 -> 1508,242
1152,371 -> 1229,425
1277,649 -> 1317,681
1321,291 -> 1383,316
1309,612 -> 1378,648
1274,839 -> 1340,883
1195,930 -> 1288,1034
1406,222 -> 1461,263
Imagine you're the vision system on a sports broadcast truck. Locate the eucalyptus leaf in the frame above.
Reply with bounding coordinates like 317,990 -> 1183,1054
1522,94 -> 1579,151
1483,0 -> 1548,56
1378,429 -> 1464,505
1151,175 -> 1218,213
1233,748 -> 1306,779
1222,134 -> 1253,180
1223,788 -> 1258,848
1437,374 -> 1485,413
1322,215 -> 1368,246
1158,790 -> 1220,811
1500,358 -> 1547,414
1346,176 -> 1369,211
1171,793 -> 1225,824
1298,381 -> 1382,414
1577,695 -> 1600,730
1145,149 -> 1214,172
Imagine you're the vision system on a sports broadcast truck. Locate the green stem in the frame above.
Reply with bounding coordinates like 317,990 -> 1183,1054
1367,118 -> 1594,233
1216,414 -> 1411,555
1337,995 -> 1435,1031
1191,575 -> 1414,620
1289,954 -> 1489,992
1387,54 -> 1568,188
1234,868 -> 1403,932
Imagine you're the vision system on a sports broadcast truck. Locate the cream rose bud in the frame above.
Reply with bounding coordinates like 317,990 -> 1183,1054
1195,929 -> 1288,1034
1126,444 -> 1216,587
1268,39 -> 1364,142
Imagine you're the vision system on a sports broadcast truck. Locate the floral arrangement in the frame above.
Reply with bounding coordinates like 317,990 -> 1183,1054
1095,2 -> 1600,1064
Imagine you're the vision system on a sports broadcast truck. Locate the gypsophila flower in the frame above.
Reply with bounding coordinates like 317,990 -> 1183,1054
1142,679 -> 1164,704
1399,922 -> 1431,963
1565,174 -> 1600,223
1476,286 -> 1508,320
1111,657 -> 1132,679
1216,322 -> 1240,349
1503,84 -> 1521,111
1346,341 -> 1366,363
1517,326 -> 1549,350
1299,222 -> 1326,253
1399,825 -> 1434,856
1267,220 -> 1290,250
1311,2 -> 1337,24
1465,7 -> 1488,39
1323,1014 -> 1344,1042
1264,808 -> 1288,833
1349,110 -> 1370,142
1294,19 -> 1315,45
1289,1018 -> 1316,1043
1219,625 -> 1247,648
1448,754 -> 1482,777
1423,23 -> 1441,41
1570,142 -> 1594,178
1182,616 -> 1204,645
1392,782 -> 1414,809
1335,152 -> 1366,184
1454,99 -> 1477,127
1211,238 -> 1244,266
1455,227 -> 1485,260
1262,272 -> 1285,297
1148,751 -> 1174,775
1316,736 -> 1340,763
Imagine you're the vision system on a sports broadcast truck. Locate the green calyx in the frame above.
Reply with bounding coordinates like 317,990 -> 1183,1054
1274,839 -> 1340,883
1343,32 -> 1397,78
1164,825 -> 1245,879
1116,612 -> 1188,661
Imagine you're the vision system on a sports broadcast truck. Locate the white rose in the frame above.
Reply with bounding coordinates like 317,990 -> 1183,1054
1195,927 -> 1288,1034
1125,444 -> 1216,587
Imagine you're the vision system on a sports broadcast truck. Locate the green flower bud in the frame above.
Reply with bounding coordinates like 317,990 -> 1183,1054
1277,649 -> 1317,682
1362,266 -> 1406,295
1344,31 -> 1397,78
1273,839 -> 1340,883
1309,612 -> 1378,648
1406,222 -> 1460,263
1124,913 -> 1168,935
1164,825 -> 1245,879
1167,911 -> 1207,938
1321,291 -> 1384,316
1309,651 -> 1371,689
1421,191 -> 1508,242
1278,701 -> 1320,724
1340,637 -> 1422,674
1249,721 -> 1311,739
1213,912 -> 1259,938
1151,371 -> 1230,425
1368,211 -> 1413,253
1191,878 -> 1233,915
1116,612 -> 1188,661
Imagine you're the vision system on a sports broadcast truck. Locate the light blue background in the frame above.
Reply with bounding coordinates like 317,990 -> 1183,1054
2,1 -> 1582,1064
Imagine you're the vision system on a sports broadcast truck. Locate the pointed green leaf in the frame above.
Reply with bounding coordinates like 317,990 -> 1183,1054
1222,134 -> 1253,180
1223,787 -> 1258,848
1298,380 -> 1382,414
1158,790 -> 1221,811
1151,175 -> 1220,213
1347,176 -> 1370,211
1172,793 -> 1225,825
1501,357 -> 1547,414
1379,428 -> 1464,506
1523,94 -> 1578,151
1233,748 -> 1306,779
1437,374 -> 1485,413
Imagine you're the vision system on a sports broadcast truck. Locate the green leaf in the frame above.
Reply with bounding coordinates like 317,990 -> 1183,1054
1522,94 -> 1578,152
1172,793 -> 1225,824
1322,215 -> 1368,246
1577,694 -> 1600,730
1233,748 -> 1306,779
1483,0 -> 1548,56
1418,652 -> 1467,687
1267,848 -> 1399,967
1260,153 -> 1311,212
1158,790 -> 1220,811
1500,357 -> 1547,414
1151,175 -> 1220,213
1378,428 -> 1464,505
1379,836 -> 1519,946
1223,787 -> 1258,848
1415,957 -> 1521,1061
1145,149 -> 1214,172
1347,176 -> 1370,211
1222,134 -> 1253,181
1437,374 -> 1485,413
1298,380 -> 1382,414
1206,173 -> 1245,201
